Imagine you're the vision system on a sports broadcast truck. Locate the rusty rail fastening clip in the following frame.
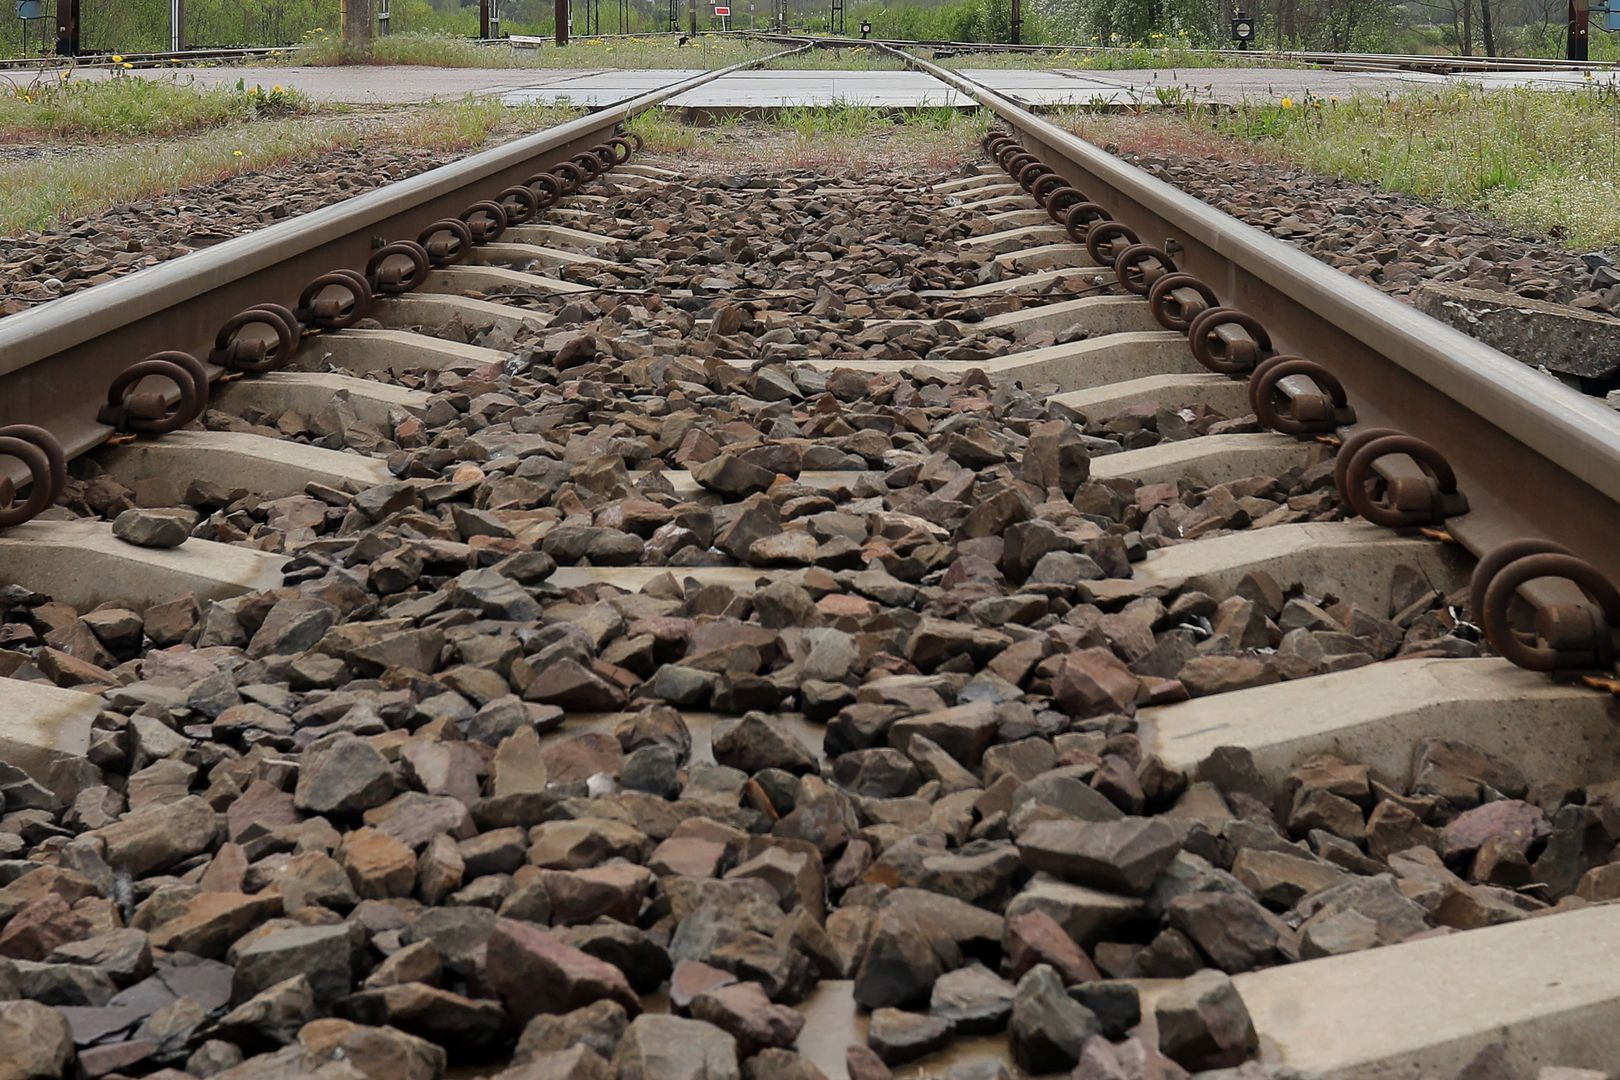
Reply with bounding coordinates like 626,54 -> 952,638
1248,356 -> 1356,436
209,304 -> 302,374
419,219 -> 475,268
552,162 -> 584,196
367,242 -> 432,296
0,425 -> 66,528
1044,186 -> 1085,223
98,351 -> 210,435
296,270 -> 373,331
1331,427 -> 1468,528
1470,539 -> 1620,675
497,185 -> 541,226
1147,273 -> 1217,332
461,200 -> 510,244
1113,243 -> 1178,297
1185,307 -> 1273,376
1029,173 -> 1067,205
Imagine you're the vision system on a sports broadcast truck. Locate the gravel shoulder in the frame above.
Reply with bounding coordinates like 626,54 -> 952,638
1068,114 -> 1620,376
0,106 -> 570,315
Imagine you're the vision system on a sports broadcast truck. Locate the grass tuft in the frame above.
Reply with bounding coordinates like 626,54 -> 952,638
1070,84 -> 1620,252
1213,85 -> 1620,250
0,71 -> 313,140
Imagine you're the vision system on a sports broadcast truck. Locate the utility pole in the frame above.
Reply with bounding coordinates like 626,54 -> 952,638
343,0 -> 372,48
55,0 -> 79,55
688,0 -> 697,36
480,0 -> 491,38
555,0 -> 568,42
1010,0 -> 1020,43
1570,0 -> 1590,59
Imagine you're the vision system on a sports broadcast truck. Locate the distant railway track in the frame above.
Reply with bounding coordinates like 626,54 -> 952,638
2,37 -> 1620,1079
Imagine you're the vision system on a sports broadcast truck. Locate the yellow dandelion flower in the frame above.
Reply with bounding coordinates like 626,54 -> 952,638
122,62 -> 133,69
1280,96 -> 1294,108
232,149 -> 244,157
273,84 -> 283,92
111,54 -> 123,62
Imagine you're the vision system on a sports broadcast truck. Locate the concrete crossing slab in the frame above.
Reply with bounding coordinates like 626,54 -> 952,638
501,67 -> 1142,108
32,61 -> 1612,108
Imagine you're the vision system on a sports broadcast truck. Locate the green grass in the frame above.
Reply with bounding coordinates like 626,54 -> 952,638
0,72 -> 313,139
0,97 -> 576,234
287,29 -> 780,69
1206,85 -> 1620,249
624,106 -> 702,153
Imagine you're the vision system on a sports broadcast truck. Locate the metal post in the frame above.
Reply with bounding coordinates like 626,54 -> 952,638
1010,0 -> 1020,43
555,0 -> 568,43
378,0 -> 390,35
55,0 -> 79,55
1570,0 -> 1590,59
170,0 -> 183,52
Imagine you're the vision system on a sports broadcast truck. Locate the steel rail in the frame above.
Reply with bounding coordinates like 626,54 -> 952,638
0,46 -> 284,69
0,43 -> 803,490
885,42 -> 1620,597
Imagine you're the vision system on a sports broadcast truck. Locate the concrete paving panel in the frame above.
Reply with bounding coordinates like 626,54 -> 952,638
17,61 -> 1612,107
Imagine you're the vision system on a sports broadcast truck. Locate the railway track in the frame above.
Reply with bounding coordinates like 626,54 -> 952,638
0,44 -> 1618,1080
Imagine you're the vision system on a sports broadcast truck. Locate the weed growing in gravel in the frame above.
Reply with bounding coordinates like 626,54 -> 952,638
627,105 -> 986,172
624,108 -> 701,153
1214,85 -> 1620,250
0,71 -> 314,140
